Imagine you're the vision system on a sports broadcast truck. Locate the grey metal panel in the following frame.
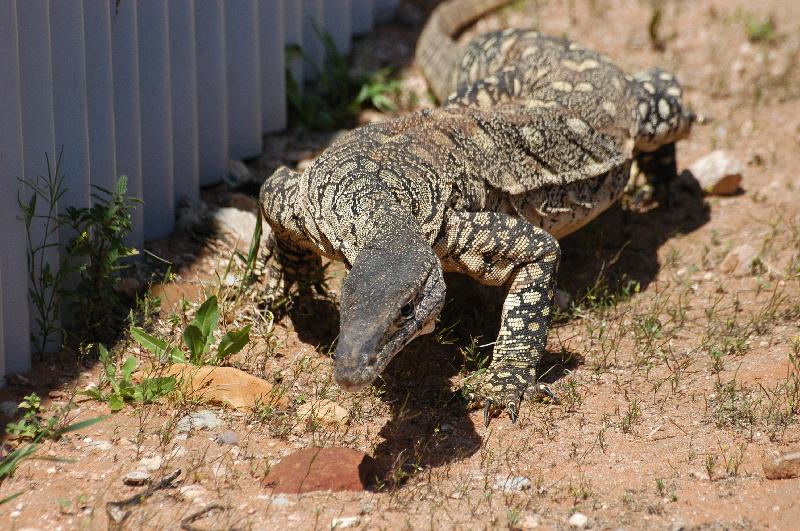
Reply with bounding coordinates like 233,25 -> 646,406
111,0 -> 145,248
50,0 -> 91,215
17,0 -> 59,361
260,0 -> 287,134
283,0 -> 303,88
225,0 -> 263,160
324,0 -> 351,55
169,1 -> 200,204
195,0 -> 229,186
302,0 -> 324,79
351,0 -> 374,35
138,1 -> 175,240
0,0 -> 31,378
83,0 -> 117,195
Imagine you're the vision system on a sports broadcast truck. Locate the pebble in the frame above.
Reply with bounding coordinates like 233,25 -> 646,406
763,450 -> 800,480
719,244 -> 759,276
213,207 -> 267,248
0,400 -> 18,417
215,431 -> 239,446
177,410 -> 223,433
139,455 -> 163,472
688,150 -> 743,195
122,470 -> 151,486
270,494 -> 293,507
84,439 -> 113,452
178,484 -> 209,505
493,475 -> 532,493
569,511 -> 589,528
331,516 -> 360,529
297,399 -> 350,426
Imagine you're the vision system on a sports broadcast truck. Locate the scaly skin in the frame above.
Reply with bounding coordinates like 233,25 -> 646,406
260,0 -> 694,424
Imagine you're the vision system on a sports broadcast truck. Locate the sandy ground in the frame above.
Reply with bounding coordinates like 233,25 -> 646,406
2,0 -> 799,529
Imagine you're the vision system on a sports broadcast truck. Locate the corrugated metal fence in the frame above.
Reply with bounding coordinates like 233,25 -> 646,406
0,0 -> 400,384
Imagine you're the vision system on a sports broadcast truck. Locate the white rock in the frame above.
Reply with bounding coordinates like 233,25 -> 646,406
569,511 -> 589,528
688,150 -> 743,195
518,513 -> 541,528
215,430 -> 239,445
493,475 -> 532,492
122,470 -> 151,486
139,455 -> 163,472
270,494 -> 293,507
331,516 -> 360,529
84,439 -> 113,452
178,484 -> 209,505
177,410 -> 223,433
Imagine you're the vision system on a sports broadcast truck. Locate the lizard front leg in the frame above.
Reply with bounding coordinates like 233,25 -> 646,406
264,232 -> 325,309
436,210 -> 560,424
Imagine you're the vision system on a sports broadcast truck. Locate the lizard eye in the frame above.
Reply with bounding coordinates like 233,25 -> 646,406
400,301 -> 415,320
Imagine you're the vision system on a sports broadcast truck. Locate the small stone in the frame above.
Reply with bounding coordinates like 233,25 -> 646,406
719,244 -> 759,276
688,150 -> 743,195
554,289 -> 572,311
176,410 -> 223,433
139,455 -> 163,472
493,475 -> 532,492
270,494 -> 293,507
178,484 -> 209,505
262,447 -> 376,493
10,510 -> 21,518
331,516 -> 360,529
297,399 -> 350,426
763,450 -> 800,479
84,439 -> 113,452
569,511 -> 589,528
215,431 -> 239,445
122,470 -> 151,486
0,400 -> 19,417
213,207 -> 265,249
226,159 -> 253,187
518,513 -> 541,529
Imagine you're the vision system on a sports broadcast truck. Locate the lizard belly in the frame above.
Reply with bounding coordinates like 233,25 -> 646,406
511,162 -> 629,240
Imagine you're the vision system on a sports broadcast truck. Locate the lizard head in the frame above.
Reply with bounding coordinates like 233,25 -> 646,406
632,68 -> 695,152
333,232 -> 446,391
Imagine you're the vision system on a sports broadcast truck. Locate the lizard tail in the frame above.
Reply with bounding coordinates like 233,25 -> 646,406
416,0 -> 513,102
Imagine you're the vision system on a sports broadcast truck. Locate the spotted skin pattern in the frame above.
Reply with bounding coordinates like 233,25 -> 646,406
260,0 -> 695,423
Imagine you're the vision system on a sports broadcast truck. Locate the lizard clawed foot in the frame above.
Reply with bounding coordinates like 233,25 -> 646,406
466,368 -> 554,426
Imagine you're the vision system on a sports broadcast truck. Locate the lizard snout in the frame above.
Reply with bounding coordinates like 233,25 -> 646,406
333,336 -> 381,391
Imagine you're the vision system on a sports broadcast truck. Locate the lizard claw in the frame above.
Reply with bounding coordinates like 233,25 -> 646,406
530,382 -> 560,404
483,400 -> 492,427
506,400 -> 519,424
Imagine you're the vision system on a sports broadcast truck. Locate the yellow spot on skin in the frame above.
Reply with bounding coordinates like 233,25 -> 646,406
562,58 -> 599,72
522,292 -> 541,304
551,81 -> 573,92
666,86 -> 682,97
602,101 -> 617,115
528,322 -> 540,332
638,102 -> 649,118
566,117 -> 590,135
575,82 -> 594,92
476,90 -> 493,108
659,71 -> 673,81
643,82 -> 656,94
658,98 -> 671,119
